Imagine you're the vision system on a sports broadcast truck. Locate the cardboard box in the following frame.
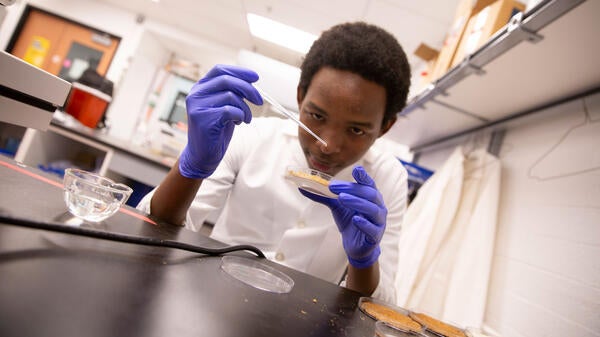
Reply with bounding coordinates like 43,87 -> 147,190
429,0 -> 482,82
451,0 -> 526,68
414,43 -> 440,63
413,43 -> 440,92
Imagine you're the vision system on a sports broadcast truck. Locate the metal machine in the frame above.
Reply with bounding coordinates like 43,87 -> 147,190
0,0 -> 71,130
0,50 -> 71,130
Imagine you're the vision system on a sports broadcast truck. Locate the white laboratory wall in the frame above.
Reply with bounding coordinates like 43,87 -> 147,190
143,21 -> 238,74
415,92 -> 600,337
237,49 -> 301,112
106,30 -> 169,141
0,6 -> 7,28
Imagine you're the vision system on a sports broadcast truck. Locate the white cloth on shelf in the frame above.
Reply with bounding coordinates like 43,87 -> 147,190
395,147 -> 500,328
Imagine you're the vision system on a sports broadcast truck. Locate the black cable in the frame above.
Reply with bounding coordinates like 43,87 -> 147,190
0,215 -> 266,258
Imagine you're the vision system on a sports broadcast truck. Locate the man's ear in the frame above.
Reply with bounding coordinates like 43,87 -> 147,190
297,86 -> 305,107
378,116 -> 397,137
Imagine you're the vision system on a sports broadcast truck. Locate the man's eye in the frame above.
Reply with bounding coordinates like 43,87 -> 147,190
350,127 -> 365,135
311,113 -> 324,121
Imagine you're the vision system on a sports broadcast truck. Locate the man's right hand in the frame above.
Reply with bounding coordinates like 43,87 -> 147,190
178,64 -> 263,179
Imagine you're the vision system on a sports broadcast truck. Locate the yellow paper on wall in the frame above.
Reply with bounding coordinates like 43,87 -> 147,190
23,36 -> 50,68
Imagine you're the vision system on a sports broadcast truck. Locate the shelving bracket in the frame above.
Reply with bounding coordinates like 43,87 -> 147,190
487,129 -> 506,157
507,12 -> 544,44
460,57 -> 486,77
427,83 -> 449,97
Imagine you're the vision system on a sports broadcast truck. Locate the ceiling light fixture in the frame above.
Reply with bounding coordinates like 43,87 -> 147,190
246,13 -> 317,54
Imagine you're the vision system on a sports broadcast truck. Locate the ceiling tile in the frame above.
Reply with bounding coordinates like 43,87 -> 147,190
242,0 -> 359,35
94,0 -> 460,70
376,0 -> 464,23
364,0 -> 453,65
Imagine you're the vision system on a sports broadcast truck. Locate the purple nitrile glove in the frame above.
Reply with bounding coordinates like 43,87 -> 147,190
178,64 -> 263,179
299,166 -> 387,268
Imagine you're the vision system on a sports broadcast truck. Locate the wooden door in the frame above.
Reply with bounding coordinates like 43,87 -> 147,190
8,7 -> 120,80
9,10 -> 66,71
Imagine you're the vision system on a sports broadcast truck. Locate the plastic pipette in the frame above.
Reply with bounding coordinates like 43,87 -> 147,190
254,85 -> 328,147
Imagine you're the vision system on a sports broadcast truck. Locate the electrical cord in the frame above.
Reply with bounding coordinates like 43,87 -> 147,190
0,215 -> 266,258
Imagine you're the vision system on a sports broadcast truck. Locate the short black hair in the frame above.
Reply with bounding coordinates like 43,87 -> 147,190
299,22 -> 411,124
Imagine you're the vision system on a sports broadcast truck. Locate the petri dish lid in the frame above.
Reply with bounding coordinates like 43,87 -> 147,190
375,321 -> 415,337
409,311 -> 467,337
285,166 -> 337,198
358,297 -> 422,334
220,256 -> 294,293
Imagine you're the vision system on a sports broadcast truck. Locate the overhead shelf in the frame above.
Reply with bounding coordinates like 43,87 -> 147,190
391,0 -> 600,152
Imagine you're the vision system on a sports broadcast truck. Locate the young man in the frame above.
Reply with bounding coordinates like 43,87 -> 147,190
138,22 -> 411,303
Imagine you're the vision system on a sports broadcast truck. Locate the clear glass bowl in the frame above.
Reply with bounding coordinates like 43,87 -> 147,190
63,168 -> 133,222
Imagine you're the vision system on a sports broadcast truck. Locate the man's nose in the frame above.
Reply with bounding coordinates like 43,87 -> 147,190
318,129 -> 342,154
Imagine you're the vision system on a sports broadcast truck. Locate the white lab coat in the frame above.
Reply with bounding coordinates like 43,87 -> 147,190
395,147 -> 465,306
395,147 -> 500,328
138,117 -> 407,303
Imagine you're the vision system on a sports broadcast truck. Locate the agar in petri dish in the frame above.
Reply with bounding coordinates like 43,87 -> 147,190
285,166 -> 337,198
220,256 -> 294,294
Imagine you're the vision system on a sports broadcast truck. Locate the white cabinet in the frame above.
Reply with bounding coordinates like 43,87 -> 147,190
16,126 -> 113,175
14,122 -> 172,205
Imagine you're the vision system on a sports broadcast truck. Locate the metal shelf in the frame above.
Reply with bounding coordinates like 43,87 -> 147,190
389,0 -> 600,152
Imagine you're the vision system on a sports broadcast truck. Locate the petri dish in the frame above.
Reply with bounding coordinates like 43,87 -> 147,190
285,166 -> 337,198
408,312 -> 467,337
220,255 -> 294,293
359,297 -> 422,334
464,328 -> 490,337
375,321 -> 418,337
